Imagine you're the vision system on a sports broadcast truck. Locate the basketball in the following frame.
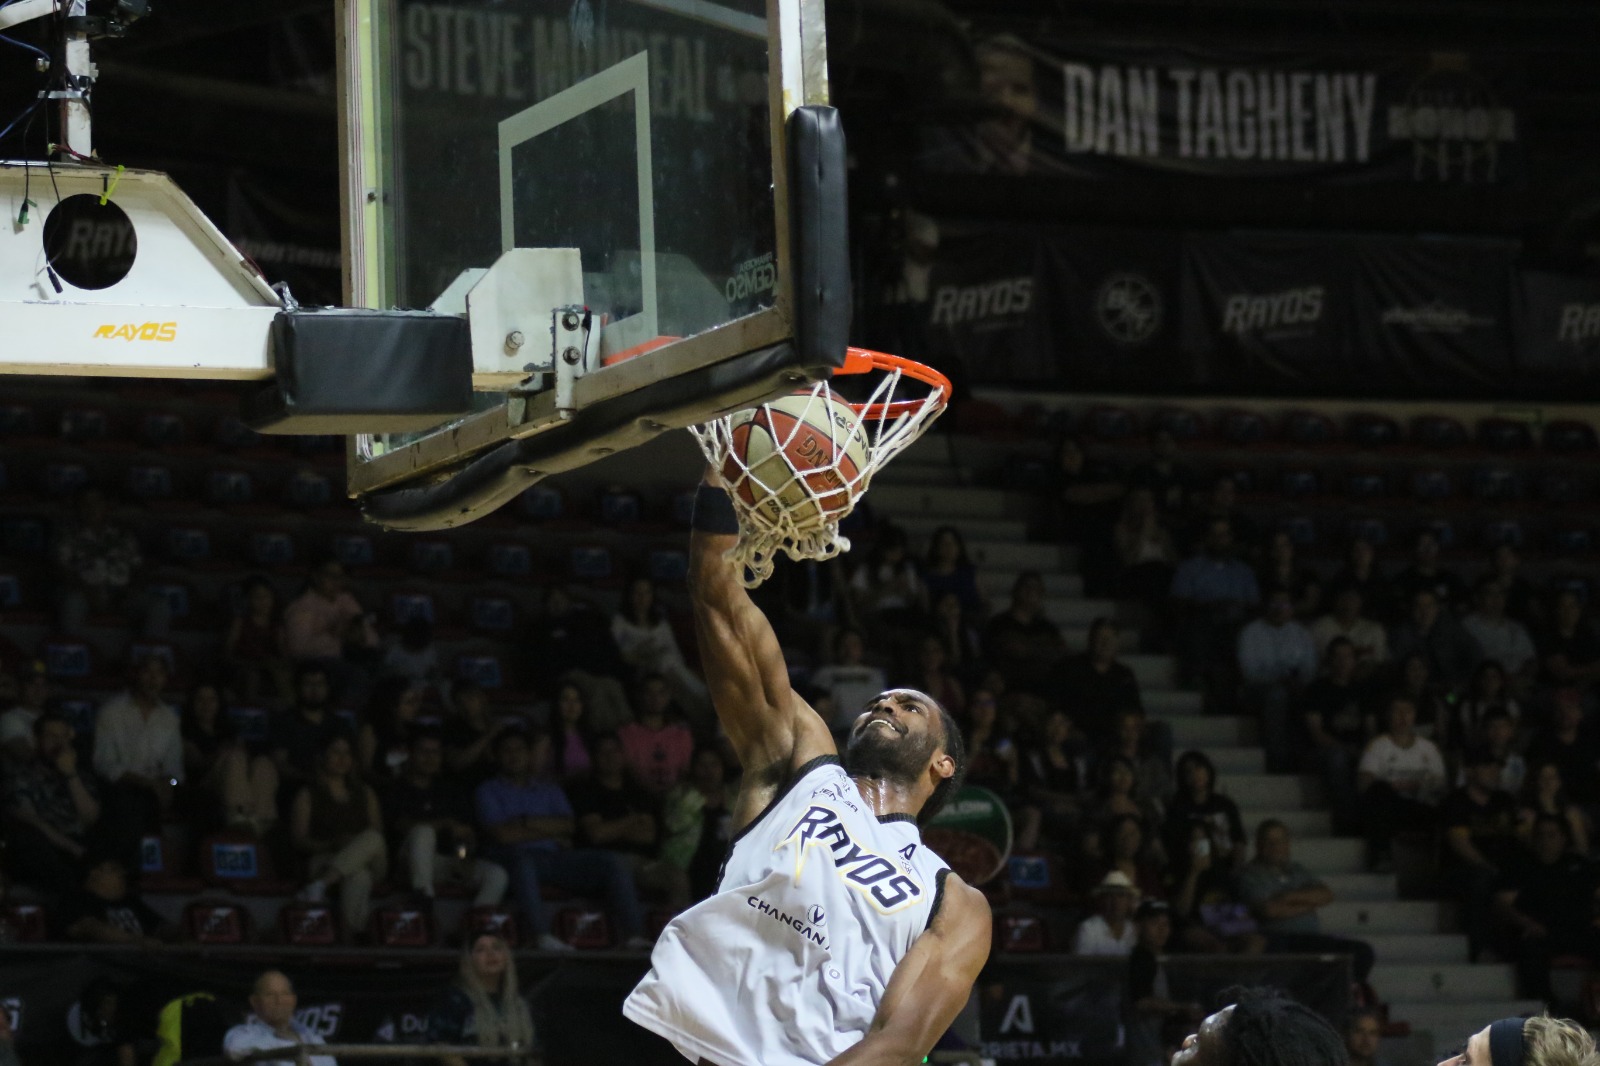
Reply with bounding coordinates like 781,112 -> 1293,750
722,392 -> 869,530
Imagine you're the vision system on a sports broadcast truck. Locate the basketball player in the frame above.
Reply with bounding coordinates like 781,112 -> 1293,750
623,472 -> 991,1066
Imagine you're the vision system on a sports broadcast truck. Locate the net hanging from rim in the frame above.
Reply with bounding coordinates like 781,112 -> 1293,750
690,347 -> 952,587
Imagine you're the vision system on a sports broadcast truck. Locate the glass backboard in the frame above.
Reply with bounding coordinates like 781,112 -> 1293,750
339,0 -> 830,505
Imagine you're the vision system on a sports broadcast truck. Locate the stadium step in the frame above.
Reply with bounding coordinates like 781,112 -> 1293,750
1123,654 -> 1177,689
1236,808 -> 1331,838
873,460 -> 963,487
1168,716 -> 1255,747
1043,597 -> 1118,627
1144,688 -> 1203,717
1371,963 -> 1517,1003
1320,872 -> 1399,901
1199,745 -> 1264,773
898,515 -> 1030,544
1390,1003 -> 1547,1051
968,541 -> 1076,571
1320,900 -> 1445,935
1219,774 -> 1319,810
1291,836 -> 1366,874
978,569 -> 1084,599
869,484 -> 1029,520
1361,932 -> 1469,963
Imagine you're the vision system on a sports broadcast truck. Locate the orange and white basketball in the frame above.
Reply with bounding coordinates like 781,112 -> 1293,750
722,392 -> 868,530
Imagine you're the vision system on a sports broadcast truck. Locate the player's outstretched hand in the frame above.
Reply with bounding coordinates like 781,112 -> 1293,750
702,464 -> 727,489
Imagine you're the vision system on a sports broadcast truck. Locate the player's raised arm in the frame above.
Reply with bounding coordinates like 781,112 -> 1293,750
689,471 -> 834,787
826,875 -> 992,1066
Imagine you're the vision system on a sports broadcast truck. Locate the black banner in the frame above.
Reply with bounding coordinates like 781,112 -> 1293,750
0,949 -> 1349,1066
1041,230 -> 1186,388
1515,271 -> 1600,376
921,42 -> 1520,185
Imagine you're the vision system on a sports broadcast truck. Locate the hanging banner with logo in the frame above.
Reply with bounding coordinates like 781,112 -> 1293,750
1180,233 -> 1352,394
1039,228 -> 1187,386
921,41 -> 1520,185
1349,236 -> 1516,395
1514,272 -> 1600,381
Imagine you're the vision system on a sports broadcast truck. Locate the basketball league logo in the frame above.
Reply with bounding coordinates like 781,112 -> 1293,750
1095,273 -> 1163,346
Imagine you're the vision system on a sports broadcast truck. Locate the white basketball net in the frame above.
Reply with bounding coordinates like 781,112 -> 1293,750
690,360 -> 949,588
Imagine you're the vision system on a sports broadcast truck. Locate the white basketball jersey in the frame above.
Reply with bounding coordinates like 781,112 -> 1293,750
624,756 -> 951,1066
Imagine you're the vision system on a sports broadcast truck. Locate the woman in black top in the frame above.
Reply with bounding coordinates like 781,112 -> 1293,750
1162,751 -> 1246,872
427,934 -> 535,1066
359,676 -> 424,780
1018,708 -> 1082,849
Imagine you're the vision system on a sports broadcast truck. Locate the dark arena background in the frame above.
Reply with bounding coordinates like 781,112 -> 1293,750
2,1 -> 1600,1065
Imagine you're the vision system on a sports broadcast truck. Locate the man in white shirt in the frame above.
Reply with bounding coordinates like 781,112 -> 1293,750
1357,695 -> 1446,871
92,655 -> 182,829
1309,585 -> 1388,677
0,666 -> 49,766
1073,870 -> 1139,956
223,971 -> 335,1066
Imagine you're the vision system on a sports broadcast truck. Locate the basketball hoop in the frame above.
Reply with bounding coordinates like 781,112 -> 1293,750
690,348 -> 952,587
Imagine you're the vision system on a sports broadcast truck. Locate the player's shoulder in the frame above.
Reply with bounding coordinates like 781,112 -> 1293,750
933,869 -> 991,930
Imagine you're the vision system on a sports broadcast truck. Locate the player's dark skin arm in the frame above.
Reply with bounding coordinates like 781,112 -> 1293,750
690,471 -> 835,832
825,876 -> 991,1066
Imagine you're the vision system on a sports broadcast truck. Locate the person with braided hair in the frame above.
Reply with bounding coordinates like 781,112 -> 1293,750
1172,988 -> 1344,1066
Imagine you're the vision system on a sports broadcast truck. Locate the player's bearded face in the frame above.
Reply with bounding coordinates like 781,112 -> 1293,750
845,709 -> 938,783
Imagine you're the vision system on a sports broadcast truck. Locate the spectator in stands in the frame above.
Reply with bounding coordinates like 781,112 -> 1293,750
1517,763 -> 1589,855
1390,589 -> 1479,695
387,731 -> 508,910
383,617 -> 441,686
7,712 -> 134,892
0,995 -> 17,1066
1441,745 -> 1522,961
53,487 -> 168,638
612,578 -> 709,729
279,559 -> 379,692
961,687 -> 1019,799
1238,589 -> 1318,772
1107,706 -> 1175,813
1099,813 -> 1166,898
930,591 -> 984,683
1185,475 -> 1256,556
93,654 -> 182,831
1302,638 -> 1372,834
290,733 -> 388,943
548,681 -> 595,783
1052,618 -> 1141,745
1394,652 -> 1449,739
1448,662 -> 1522,751
1164,751 -> 1246,872
618,675 -> 695,794
442,681 -> 504,787
358,676 -> 424,780
60,857 -> 174,946
1234,820 -> 1375,985
530,586 -> 633,732
1170,518 -> 1260,691
1173,989 -> 1349,1066
1357,695 -> 1446,870
1493,813 -> 1600,1003
1131,427 -> 1193,516
1126,899 -> 1200,1066
223,577 -> 291,708
1538,589 -> 1600,693
1310,585 -> 1388,679
1391,530 -> 1467,615
848,524 -> 929,637
1051,435 -> 1125,560
1017,707 -> 1083,849
1345,1009 -> 1387,1066
182,681 -> 278,835
1086,755 -> 1163,840
426,935 -> 535,1066
811,629 -> 888,735
1113,487 -> 1177,611
919,525 -> 984,618
1524,689 -> 1599,807
905,634 -> 967,719
0,663 -> 48,767
1073,869 -> 1139,955
571,732 -> 689,910
66,976 -> 147,1066
1259,532 -> 1321,621
1332,538 -> 1386,619
1464,579 -> 1538,694
1462,709 -> 1525,795
662,745 -> 733,902
223,971 -> 334,1066
1168,820 -> 1260,954
475,729 -> 649,952
269,664 -> 348,793
1489,544 -> 1539,626
984,571 -> 1064,697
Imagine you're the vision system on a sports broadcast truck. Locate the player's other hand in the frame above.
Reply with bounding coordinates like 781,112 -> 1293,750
702,465 -> 728,489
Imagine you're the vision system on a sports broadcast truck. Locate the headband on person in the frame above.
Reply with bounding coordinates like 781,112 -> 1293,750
1488,1018 -> 1527,1066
